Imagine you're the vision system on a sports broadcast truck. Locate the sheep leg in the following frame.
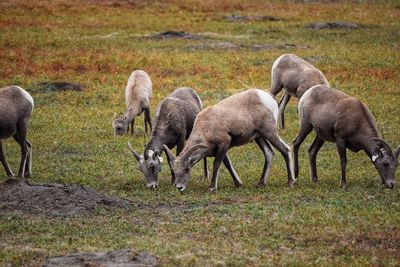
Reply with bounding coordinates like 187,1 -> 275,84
203,158 -> 209,180
164,148 -> 176,185
143,113 -> 148,134
308,136 -> 324,183
292,123 -> 313,179
13,131 -> 28,179
263,132 -> 295,187
223,154 -> 243,188
208,149 -> 228,191
130,119 -> 135,134
0,141 -> 14,177
144,107 -> 152,134
278,93 -> 291,129
255,137 -> 275,187
336,139 -> 347,188
24,140 -> 32,177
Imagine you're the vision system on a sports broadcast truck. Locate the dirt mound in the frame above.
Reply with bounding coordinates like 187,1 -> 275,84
308,21 -> 362,29
225,14 -> 283,22
0,178 -> 130,217
44,249 -> 158,267
147,30 -> 200,40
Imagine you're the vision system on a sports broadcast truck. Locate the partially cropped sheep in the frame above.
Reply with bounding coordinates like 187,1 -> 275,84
0,86 -> 34,178
293,84 -> 399,188
127,87 -> 208,189
270,54 -> 330,129
164,89 -> 295,192
113,70 -> 152,136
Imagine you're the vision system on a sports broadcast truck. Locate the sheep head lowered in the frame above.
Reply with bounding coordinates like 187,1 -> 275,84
370,138 -> 399,189
127,142 -> 163,189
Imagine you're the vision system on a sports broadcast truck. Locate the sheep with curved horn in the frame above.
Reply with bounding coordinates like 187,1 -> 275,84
127,87 -> 208,189
294,84 -> 399,188
164,88 -> 295,192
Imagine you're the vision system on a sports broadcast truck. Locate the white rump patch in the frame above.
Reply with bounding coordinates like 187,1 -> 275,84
372,155 -> 379,162
256,89 -> 278,122
16,86 -> 34,109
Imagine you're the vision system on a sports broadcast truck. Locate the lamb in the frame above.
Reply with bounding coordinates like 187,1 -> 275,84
270,53 -> 330,129
293,84 -> 399,188
163,88 -> 295,192
112,70 -> 152,136
127,87 -> 208,189
0,86 -> 34,178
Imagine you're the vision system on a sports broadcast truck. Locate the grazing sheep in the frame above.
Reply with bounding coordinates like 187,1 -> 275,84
127,87 -> 208,189
270,54 -> 330,129
164,89 -> 295,192
0,86 -> 34,178
293,84 -> 399,188
112,70 -> 152,136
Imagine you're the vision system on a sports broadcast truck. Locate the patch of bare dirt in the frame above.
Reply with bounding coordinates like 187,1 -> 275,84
30,82 -> 85,92
189,42 -> 309,51
0,178 -> 131,217
147,30 -> 201,40
44,249 -> 157,267
224,14 -> 283,22
0,178 -> 266,217
308,21 -> 362,29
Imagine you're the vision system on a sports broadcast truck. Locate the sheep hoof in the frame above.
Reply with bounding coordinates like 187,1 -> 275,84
256,182 -> 266,188
234,182 -> 243,188
288,179 -> 297,187
208,186 -> 217,192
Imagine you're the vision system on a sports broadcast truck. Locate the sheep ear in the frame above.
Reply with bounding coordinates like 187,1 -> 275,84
152,150 -> 159,160
163,145 -> 175,163
127,142 -> 141,161
370,138 -> 393,158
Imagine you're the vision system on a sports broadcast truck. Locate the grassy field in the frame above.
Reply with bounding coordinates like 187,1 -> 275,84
0,0 -> 399,266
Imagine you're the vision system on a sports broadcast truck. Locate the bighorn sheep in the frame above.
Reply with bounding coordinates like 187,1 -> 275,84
127,87 -> 208,189
293,85 -> 399,188
270,53 -> 330,129
164,89 -> 295,192
112,70 -> 152,136
0,86 -> 34,178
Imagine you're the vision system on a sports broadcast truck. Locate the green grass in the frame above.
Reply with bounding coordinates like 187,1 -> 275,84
0,0 -> 399,266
